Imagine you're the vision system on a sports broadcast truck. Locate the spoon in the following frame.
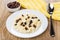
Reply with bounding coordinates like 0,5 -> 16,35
48,3 -> 55,37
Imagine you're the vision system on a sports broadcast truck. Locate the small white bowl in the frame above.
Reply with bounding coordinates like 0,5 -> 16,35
6,1 -> 20,12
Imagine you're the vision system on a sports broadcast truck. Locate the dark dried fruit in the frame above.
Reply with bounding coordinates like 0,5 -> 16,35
16,18 -> 21,23
32,17 -> 34,19
27,16 -> 30,19
25,27 -> 28,30
33,25 -> 36,28
19,18 -> 21,20
35,17 -> 37,18
32,17 -> 37,19
20,22 -> 23,25
22,25 -> 25,26
15,24 -> 17,26
22,14 -> 24,17
29,25 -> 31,27
29,20 -> 33,25
24,22 -> 27,25
21,22 -> 27,26
16,20 -> 19,23
38,19 -> 40,21
7,1 -> 20,9
25,18 -> 27,20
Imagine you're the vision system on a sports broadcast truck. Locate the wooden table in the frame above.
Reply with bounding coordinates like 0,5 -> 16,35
0,0 -> 60,40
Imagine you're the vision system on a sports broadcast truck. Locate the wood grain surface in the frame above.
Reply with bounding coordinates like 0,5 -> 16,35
0,0 -> 60,40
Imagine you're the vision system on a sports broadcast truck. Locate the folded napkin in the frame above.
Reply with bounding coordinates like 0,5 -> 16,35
17,0 -> 60,20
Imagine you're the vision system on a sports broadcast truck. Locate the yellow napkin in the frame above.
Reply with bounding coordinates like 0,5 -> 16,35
17,0 -> 60,20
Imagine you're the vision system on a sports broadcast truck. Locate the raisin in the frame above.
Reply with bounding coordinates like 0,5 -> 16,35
25,18 -> 27,20
27,16 -> 30,19
33,25 -> 36,28
32,17 -> 34,19
32,17 -> 37,19
38,19 -> 40,21
19,18 -> 21,20
29,25 -> 31,27
25,27 -> 28,30
22,14 -> 24,17
35,17 -> 37,18
7,1 -> 20,9
24,22 -> 27,25
22,25 -> 25,26
15,24 -> 17,26
20,22 -> 23,25
16,18 -> 21,23
16,20 -> 19,23
21,22 -> 27,26
29,20 -> 33,25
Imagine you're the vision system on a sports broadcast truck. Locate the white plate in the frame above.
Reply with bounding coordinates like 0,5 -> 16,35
6,9 -> 48,38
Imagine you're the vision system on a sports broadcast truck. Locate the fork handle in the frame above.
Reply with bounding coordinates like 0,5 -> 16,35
50,16 -> 55,37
